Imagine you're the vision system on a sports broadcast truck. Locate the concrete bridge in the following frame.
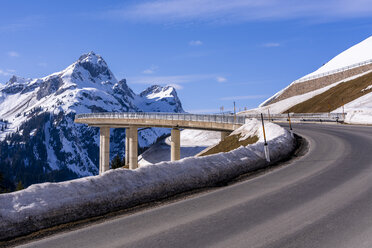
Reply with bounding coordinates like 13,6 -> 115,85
74,112 -> 246,174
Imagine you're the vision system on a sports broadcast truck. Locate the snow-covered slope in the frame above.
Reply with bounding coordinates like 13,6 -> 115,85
255,36 -> 372,120
0,52 -> 184,187
301,36 -> 372,79
245,70 -> 372,115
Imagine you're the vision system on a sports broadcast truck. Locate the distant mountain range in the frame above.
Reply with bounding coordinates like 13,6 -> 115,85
0,52 -> 184,189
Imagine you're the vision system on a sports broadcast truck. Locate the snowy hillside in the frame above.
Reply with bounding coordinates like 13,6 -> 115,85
253,36 -> 372,122
301,36 -> 372,79
0,52 -> 184,188
245,70 -> 372,115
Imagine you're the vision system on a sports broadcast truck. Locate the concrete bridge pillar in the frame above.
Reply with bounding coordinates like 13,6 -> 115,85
99,127 -> 110,175
129,127 -> 138,169
125,128 -> 130,166
220,131 -> 231,141
171,128 -> 181,161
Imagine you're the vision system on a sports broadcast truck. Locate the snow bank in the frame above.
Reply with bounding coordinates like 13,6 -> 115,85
333,91 -> 372,124
0,120 -> 295,240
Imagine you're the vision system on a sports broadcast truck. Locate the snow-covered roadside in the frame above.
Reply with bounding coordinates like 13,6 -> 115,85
0,119 -> 295,240
333,91 -> 372,124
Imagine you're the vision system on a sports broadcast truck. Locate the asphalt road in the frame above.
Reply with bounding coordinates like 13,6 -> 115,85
19,123 -> 372,248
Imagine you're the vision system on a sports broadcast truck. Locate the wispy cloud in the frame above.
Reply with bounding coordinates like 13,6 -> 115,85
0,69 -> 10,77
216,76 -> 227,82
186,108 -> 223,114
0,69 -> 15,77
189,40 -> 203,46
167,83 -> 183,90
142,65 -> 159,74
262,42 -> 280,47
38,62 -> 48,67
104,0 -> 372,24
8,51 -> 20,57
128,74 -> 217,85
220,95 -> 268,100
0,16 -> 43,33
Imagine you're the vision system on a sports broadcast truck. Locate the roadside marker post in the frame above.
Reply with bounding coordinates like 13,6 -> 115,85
287,112 -> 294,138
261,113 -> 270,162
268,108 -> 271,122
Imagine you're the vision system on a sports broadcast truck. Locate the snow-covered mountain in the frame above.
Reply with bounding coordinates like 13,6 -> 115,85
244,36 -> 372,122
0,52 -> 184,188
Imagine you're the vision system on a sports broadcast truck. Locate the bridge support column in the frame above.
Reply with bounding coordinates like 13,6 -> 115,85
99,127 -> 110,175
125,128 -> 130,166
220,131 -> 231,141
129,127 -> 138,169
171,128 -> 181,161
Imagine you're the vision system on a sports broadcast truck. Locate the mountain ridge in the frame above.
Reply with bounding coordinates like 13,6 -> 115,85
0,52 -> 184,189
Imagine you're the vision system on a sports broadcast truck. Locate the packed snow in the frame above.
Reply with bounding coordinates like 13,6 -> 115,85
0,119 -> 295,240
333,92 -> 372,124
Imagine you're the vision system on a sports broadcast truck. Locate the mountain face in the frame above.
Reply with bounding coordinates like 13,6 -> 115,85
255,36 -> 372,114
0,52 -> 184,189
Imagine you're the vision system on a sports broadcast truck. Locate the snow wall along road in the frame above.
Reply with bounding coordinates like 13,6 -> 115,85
0,119 -> 296,240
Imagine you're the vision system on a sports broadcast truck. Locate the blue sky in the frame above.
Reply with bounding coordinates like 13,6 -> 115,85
1,0 -> 372,113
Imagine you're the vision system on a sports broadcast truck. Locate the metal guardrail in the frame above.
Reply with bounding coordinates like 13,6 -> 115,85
293,58 -> 372,84
241,113 -> 345,123
75,112 -> 246,124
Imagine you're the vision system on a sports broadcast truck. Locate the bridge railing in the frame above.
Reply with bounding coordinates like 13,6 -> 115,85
75,112 -> 246,124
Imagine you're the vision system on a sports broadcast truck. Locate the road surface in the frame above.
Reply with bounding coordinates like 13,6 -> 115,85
19,124 -> 372,248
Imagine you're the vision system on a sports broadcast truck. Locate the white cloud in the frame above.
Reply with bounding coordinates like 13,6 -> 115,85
8,51 -> 20,57
220,95 -> 268,100
167,83 -> 183,90
216,76 -> 227,82
262,42 -> 280,47
189,40 -> 203,46
142,65 -> 159,74
105,0 -> 372,23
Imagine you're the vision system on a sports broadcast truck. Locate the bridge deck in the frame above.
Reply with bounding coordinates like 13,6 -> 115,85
74,112 -> 245,131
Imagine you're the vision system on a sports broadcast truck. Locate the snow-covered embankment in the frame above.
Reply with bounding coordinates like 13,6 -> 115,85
0,119 -> 296,240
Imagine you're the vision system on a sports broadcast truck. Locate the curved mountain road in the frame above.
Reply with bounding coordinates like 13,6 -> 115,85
19,124 -> 372,248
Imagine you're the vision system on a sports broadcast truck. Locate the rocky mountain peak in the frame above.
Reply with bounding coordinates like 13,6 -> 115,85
6,75 -> 30,85
74,51 -> 113,79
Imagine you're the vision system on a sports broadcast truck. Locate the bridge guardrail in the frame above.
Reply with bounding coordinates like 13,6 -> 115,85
75,112 -> 246,125
75,112 -> 345,125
